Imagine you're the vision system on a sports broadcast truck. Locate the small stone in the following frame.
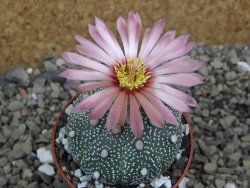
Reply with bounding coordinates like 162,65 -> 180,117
6,66 -> 30,86
38,163 -> 55,176
179,177 -> 190,188
112,124 -> 122,134
139,183 -> 145,187
224,183 -> 236,188
80,175 -> 92,182
69,131 -> 75,137
215,179 -> 225,188
23,169 -> 33,178
27,182 -> 39,188
37,147 -> 53,163
77,181 -> 88,188
241,135 -> 250,142
44,60 -> 58,72
176,152 -> 181,160
243,160 -> 250,169
101,149 -> 109,158
219,115 -> 236,128
171,135 -> 178,143
93,171 -> 100,179
74,169 -> 82,178
141,168 -> 148,176
194,183 -> 204,188
65,104 -> 73,115
135,140 -> 144,150
203,162 -> 217,174
90,119 -> 99,126
8,101 -> 24,111
62,138 -> 68,145
229,151 -> 241,162
26,68 -> 33,74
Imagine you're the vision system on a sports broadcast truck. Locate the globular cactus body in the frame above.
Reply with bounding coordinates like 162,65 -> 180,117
66,94 -> 183,185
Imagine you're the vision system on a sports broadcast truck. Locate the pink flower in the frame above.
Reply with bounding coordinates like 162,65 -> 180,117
60,11 -> 204,138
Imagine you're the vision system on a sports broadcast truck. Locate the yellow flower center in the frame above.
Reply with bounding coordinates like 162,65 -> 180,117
114,58 -> 151,90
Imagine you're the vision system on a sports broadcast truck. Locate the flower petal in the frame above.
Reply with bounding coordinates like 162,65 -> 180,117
118,93 -> 128,125
154,73 -> 204,87
138,28 -> 151,58
90,91 -> 119,120
72,87 -> 119,112
154,56 -> 205,75
150,83 -> 198,107
127,11 -> 142,57
95,17 -> 125,59
106,91 -> 126,131
77,81 -> 113,92
62,52 -> 111,74
134,92 -> 165,128
141,90 -> 178,125
139,19 -> 165,59
117,16 -> 129,56
59,69 -> 112,81
129,94 -> 144,138
151,42 -> 194,69
75,35 -> 114,66
88,24 -> 119,60
144,87 -> 191,112
145,30 -> 176,62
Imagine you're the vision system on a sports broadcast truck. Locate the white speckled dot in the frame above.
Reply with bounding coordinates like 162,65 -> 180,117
101,149 -> 109,158
90,119 -> 99,126
171,135 -> 178,143
140,168 -> 148,176
69,131 -> 75,137
93,171 -> 100,179
135,140 -> 144,150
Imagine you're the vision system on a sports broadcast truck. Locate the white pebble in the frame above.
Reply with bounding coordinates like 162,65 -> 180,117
101,149 -> 109,158
135,140 -> 144,150
31,92 -> 37,100
176,153 -> 181,160
171,135 -> 178,143
224,183 -> 236,188
38,163 -> 55,176
77,181 -> 88,188
60,127 -> 66,134
179,177 -> 190,188
64,144 -> 70,153
62,138 -> 68,145
237,61 -> 250,72
184,124 -> 190,135
26,68 -> 33,74
69,131 -> 75,137
151,176 -> 171,188
139,183 -> 145,187
55,138 -> 60,144
93,171 -> 100,179
56,58 -> 65,67
37,147 -> 53,163
140,168 -> 148,176
80,175 -> 92,182
65,104 -> 74,115
74,169 -> 82,178
95,180 -> 103,188
58,132 -> 65,141
90,119 -> 99,126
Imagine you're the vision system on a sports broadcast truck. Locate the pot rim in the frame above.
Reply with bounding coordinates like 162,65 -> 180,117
51,94 -> 194,188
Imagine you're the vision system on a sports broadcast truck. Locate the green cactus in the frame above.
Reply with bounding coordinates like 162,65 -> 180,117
66,93 -> 183,186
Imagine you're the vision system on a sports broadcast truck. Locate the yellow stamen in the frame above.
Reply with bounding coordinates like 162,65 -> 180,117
114,58 -> 151,90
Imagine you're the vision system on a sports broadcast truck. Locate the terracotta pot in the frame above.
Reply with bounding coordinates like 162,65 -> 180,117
52,94 -> 194,188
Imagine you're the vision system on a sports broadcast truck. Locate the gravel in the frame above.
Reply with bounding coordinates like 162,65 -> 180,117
0,44 -> 249,188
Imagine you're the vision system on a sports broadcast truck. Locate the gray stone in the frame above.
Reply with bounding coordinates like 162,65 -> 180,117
229,151 -> 241,162
198,139 -> 217,156
0,157 -> 8,167
213,60 -> 223,69
0,176 -> 7,187
241,135 -> 250,142
44,60 -> 58,72
215,179 -> 225,188
23,169 -> 33,179
204,162 -> 217,174
8,101 -> 24,111
219,115 -> 236,128
194,183 -> 204,188
27,182 -> 39,188
5,66 -> 30,86
243,160 -> 250,169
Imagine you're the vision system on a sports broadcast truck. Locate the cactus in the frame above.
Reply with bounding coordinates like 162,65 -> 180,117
65,93 -> 183,186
